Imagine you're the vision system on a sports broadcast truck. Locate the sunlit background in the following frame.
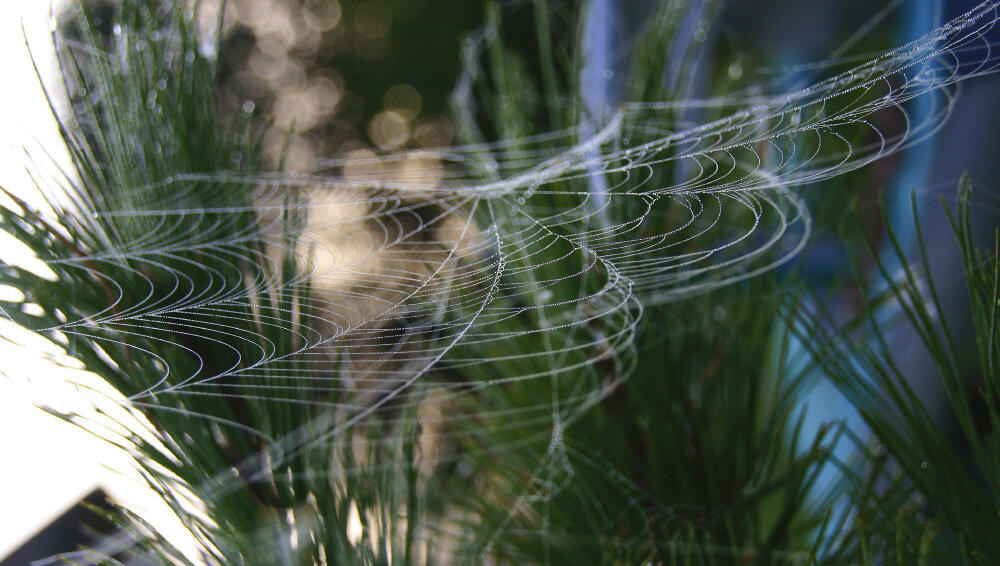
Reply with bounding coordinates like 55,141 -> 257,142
206,0 -> 477,167
0,2 -> 136,558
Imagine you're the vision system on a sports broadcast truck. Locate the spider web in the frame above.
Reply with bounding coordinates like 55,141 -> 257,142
4,0 -> 1000,562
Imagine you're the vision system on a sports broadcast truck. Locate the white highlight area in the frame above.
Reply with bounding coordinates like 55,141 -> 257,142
0,2 -> 88,557
0,3 -> 196,561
